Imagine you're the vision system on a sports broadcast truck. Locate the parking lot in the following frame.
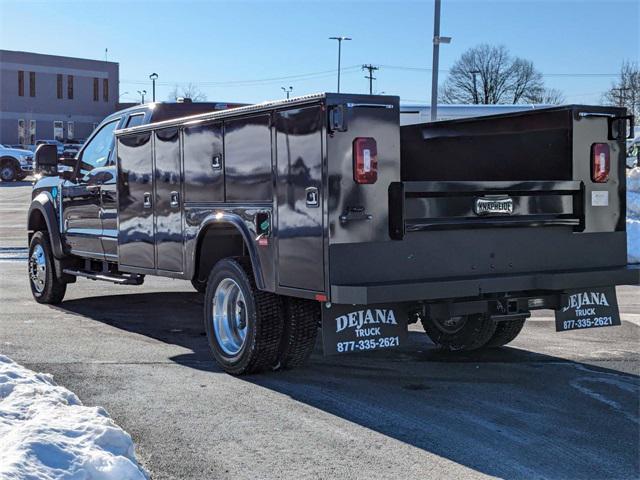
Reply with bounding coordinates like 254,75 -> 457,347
1,181 -> 639,480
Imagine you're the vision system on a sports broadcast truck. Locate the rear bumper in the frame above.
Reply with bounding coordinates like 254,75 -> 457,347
330,264 -> 640,305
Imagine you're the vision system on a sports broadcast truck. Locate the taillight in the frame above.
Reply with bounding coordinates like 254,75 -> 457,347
353,137 -> 377,184
591,143 -> 610,183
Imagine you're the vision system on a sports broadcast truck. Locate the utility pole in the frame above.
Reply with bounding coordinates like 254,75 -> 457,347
329,36 -> 352,93
149,73 -> 158,102
430,0 -> 451,121
471,70 -> 481,104
362,64 -> 379,95
281,86 -> 293,99
612,87 -> 629,107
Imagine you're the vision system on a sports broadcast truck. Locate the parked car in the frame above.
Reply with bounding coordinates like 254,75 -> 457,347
627,137 -> 639,169
0,144 -> 34,181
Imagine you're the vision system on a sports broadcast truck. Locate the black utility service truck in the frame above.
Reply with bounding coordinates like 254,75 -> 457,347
29,93 -> 639,374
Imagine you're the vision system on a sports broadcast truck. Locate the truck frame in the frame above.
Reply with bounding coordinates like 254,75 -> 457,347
29,93 -> 639,374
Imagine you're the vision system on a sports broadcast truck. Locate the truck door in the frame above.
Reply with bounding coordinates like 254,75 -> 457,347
117,131 -> 155,269
62,118 -> 120,258
275,105 -> 325,292
153,127 -> 183,272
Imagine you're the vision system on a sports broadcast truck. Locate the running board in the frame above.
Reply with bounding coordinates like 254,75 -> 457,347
62,269 -> 144,285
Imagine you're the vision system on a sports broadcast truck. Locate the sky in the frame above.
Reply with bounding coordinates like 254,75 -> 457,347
0,0 -> 638,105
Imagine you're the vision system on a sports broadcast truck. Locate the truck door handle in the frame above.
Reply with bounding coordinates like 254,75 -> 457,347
305,187 -> 319,208
143,192 -> 152,208
170,191 -> 180,208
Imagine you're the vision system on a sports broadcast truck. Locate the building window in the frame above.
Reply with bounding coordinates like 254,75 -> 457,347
67,121 -> 74,140
29,120 -> 36,145
18,120 -> 25,144
18,71 -> 24,96
103,79 -> 109,102
93,78 -> 99,101
57,74 -> 63,99
67,75 -> 74,99
53,121 -> 64,141
29,72 -> 36,97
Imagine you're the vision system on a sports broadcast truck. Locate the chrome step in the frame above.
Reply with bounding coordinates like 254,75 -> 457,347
62,269 -> 144,285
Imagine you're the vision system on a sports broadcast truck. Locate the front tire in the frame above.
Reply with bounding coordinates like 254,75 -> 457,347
421,313 -> 496,351
204,258 -> 283,375
0,163 -> 17,182
29,231 -> 67,304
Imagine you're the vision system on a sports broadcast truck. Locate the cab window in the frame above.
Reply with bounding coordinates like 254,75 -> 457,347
79,119 -> 119,175
125,114 -> 145,128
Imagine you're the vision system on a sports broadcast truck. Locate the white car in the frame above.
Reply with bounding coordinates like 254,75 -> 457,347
0,144 -> 34,182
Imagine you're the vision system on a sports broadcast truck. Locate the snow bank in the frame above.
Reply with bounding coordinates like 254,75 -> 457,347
0,355 -> 148,480
628,167 -> 640,264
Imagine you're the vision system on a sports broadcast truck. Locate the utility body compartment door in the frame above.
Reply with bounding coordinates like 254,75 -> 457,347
153,127 -> 184,272
117,131 -> 155,269
275,105 -> 325,292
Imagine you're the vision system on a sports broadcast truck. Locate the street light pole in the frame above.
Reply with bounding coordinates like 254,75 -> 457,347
281,86 -> 293,99
329,36 -> 351,93
149,73 -> 158,102
430,0 -> 451,121
137,90 -> 146,104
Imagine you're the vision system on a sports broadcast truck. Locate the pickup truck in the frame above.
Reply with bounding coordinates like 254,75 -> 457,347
0,144 -> 33,181
28,93 -> 639,375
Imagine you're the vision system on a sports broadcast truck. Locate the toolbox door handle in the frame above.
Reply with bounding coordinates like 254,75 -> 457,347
305,187 -> 319,208
170,191 -> 180,208
143,192 -> 152,209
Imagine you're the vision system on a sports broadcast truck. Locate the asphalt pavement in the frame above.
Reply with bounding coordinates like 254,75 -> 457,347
1,181 -> 639,480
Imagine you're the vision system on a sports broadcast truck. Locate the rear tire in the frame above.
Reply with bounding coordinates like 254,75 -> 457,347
421,313 -> 496,351
29,231 -> 67,304
274,297 -> 319,370
204,258 -> 283,375
485,318 -> 526,348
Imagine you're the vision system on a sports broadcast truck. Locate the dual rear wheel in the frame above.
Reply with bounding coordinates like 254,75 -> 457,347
203,258 -> 319,375
421,313 -> 526,351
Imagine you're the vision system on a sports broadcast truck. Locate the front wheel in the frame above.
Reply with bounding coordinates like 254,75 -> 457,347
29,231 -> 67,304
421,313 -> 496,351
204,258 -> 283,375
0,163 -> 17,182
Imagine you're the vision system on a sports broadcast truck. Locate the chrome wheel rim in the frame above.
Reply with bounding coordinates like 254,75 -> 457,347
29,244 -> 47,293
0,166 -> 14,181
212,278 -> 248,356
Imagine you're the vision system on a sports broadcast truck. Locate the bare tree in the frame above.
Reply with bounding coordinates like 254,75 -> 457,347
531,88 -> 566,105
602,61 -> 639,118
441,44 -> 549,105
168,83 -> 208,102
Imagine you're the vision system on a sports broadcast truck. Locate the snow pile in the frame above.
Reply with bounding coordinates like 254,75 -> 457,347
628,168 -> 640,264
0,355 -> 148,480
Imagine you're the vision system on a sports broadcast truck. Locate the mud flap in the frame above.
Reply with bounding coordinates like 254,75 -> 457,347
321,303 -> 408,355
554,287 -> 621,332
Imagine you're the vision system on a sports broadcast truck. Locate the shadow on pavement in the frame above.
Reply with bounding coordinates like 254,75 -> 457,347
52,291 -> 640,479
